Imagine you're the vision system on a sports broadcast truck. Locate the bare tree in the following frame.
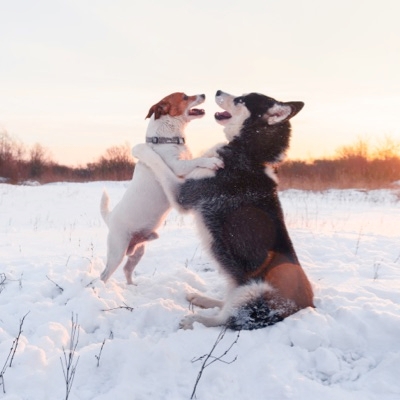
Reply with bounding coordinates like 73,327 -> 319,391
28,143 -> 52,178
336,136 -> 370,160
88,142 -> 135,180
373,135 -> 400,160
0,130 -> 26,180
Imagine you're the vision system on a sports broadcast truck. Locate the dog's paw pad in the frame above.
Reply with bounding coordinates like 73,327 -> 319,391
179,315 -> 195,330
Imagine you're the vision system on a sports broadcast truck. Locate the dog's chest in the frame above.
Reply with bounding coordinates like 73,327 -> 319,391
181,169 -> 276,213
152,144 -> 192,162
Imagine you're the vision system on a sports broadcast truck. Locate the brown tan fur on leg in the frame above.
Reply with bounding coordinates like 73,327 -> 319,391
264,255 -> 314,318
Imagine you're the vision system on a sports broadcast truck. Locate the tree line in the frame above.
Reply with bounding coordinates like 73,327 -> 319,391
1,130 -> 399,189
279,136 -> 400,190
0,131 -> 134,184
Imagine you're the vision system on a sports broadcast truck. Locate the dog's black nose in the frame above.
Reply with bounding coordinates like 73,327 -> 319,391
200,94 -> 205,99
216,90 -> 222,96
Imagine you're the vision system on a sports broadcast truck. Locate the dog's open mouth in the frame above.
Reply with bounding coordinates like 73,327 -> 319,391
214,111 -> 232,121
189,108 -> 205,116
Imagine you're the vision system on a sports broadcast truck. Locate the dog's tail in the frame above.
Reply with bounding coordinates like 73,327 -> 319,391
224,282 -> 284,331
226,297 -> 283,330
100,190 -> 111,225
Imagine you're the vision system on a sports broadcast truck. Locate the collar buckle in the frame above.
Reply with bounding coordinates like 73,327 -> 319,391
146,136 -> 185,145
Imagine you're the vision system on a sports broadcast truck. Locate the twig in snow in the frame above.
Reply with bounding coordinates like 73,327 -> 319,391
6,273 -> 23,290
65,255 -> 91,268
373,259 -> 383,280
89,241 -> 94,259
188,301 -> 194,313
190,245 -> 199,262
95,340 -> 106,367
190,326 -> 240,399
354,227 -> 363,255
85,278 -> 98,288
185,246 -> 200,269
18,273 -> 23,290
0,311 -> 30,394
65,255 -> 72,267
60,313 -> 80,400
9,312 -> 29,368
46,275 -> 64,292
0,273 -> 6,293
101,302 -> 134,312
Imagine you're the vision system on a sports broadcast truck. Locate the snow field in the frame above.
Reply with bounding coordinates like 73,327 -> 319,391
0,182 -> 399,400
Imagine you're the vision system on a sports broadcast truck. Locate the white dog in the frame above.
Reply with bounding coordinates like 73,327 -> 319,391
100,92 -> 223,284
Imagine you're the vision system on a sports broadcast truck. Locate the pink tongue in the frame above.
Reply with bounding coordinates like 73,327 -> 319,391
215,111 -> 232,120
189,108 -> 205,115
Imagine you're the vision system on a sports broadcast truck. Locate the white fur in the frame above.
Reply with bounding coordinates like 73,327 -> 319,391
100,94 -> 222,284
214,91 -> 251,141
264,165 -> 279,184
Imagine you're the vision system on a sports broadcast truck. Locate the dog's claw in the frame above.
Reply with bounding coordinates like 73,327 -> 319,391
205,157 -> 224,171
214,158 -> 224,170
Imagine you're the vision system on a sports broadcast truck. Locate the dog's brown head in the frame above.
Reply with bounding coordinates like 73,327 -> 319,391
146,92 -> 206,120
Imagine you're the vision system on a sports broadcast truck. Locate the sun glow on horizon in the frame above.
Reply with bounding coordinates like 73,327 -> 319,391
1,0 -> 399,167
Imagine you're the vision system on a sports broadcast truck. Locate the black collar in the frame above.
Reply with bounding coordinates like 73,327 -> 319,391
146,136 -> 185,145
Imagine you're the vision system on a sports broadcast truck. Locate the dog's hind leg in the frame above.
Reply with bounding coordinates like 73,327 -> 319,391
100,238 -> 127,283
186,292 -> 224,309
181,293 -> 226,329
123,231 -> 159,284
123,244 -> 145,285
180,312 -> 229,330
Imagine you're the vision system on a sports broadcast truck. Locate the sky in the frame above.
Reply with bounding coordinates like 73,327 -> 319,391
1,0 -> 399,166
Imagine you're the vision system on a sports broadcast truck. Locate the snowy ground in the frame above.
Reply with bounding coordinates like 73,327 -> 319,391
0,181 -> 399,400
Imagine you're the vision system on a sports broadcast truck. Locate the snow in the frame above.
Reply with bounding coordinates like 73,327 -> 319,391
1,181 -> 400,400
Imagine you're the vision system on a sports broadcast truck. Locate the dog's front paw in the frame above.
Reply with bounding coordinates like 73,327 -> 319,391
131,143 -> 149,159
211,157 -> 225,170
202,157 -> 224,170
179,314 -> 196,330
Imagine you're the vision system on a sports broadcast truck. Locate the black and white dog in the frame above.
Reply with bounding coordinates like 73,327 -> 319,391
132,90 -> 314,330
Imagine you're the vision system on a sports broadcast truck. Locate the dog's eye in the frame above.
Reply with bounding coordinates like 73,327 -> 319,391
234,97 -> 244,105
183,95 -> 189,101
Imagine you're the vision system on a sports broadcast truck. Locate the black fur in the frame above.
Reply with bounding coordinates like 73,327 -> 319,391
177,93 -> 301,288
226,297 -> 283,330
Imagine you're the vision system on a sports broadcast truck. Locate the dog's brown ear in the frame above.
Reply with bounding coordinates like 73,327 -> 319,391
265,101 -> 304,125
145,101 -> 171,120
145,105 -> 156,119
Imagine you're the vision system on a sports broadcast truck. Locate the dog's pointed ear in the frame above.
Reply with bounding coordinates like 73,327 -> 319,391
145,105 -> 156,119
265,101 -> 304,125
145,101 -> 171,120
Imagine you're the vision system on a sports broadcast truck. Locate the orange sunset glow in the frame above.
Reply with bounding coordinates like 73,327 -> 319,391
1,0 -> 399,166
